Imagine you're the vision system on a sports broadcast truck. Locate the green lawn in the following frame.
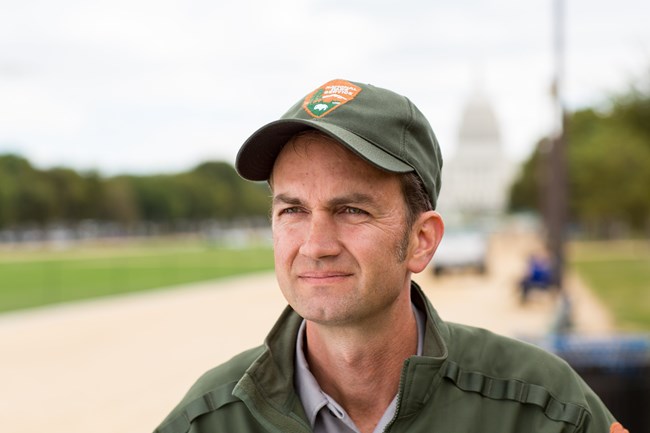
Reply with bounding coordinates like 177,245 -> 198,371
0,239 -> 274,313
570,240 -> 650,331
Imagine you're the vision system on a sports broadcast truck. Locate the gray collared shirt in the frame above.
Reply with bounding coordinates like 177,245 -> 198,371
294,305 -> 425,433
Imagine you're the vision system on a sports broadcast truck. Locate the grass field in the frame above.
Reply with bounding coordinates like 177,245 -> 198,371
570,240 -> 650,331
0,239 -> 274,313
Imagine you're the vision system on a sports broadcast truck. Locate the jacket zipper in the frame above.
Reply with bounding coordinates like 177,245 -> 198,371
382,358 -> 411,433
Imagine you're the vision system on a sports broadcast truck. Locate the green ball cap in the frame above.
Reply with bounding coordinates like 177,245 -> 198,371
235,79 -> 443,209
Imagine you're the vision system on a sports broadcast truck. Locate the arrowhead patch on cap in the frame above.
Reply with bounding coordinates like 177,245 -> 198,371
302,79 -> 362,118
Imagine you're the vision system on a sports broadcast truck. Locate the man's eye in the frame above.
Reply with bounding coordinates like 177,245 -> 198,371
343,207 -> 366,215
280,207 -> 302,215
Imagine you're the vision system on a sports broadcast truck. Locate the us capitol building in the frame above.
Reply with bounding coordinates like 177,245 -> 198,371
436,89 -> 516,224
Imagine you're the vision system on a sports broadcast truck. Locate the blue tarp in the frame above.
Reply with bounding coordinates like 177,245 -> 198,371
535,334 -> 650,374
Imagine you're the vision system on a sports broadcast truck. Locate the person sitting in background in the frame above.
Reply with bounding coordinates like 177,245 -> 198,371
520,252 -> 554,303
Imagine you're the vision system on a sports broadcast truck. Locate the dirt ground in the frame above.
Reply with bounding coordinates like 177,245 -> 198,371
0,231 -> 614,433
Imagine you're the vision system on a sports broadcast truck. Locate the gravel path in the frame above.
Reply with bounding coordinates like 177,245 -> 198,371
0,232 -> 613,433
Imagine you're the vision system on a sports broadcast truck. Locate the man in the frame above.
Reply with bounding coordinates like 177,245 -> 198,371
154,79 -> 624,433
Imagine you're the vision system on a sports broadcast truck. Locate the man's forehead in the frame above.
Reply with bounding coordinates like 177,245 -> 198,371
273,191 -> 378,206
271,132 -> 385,181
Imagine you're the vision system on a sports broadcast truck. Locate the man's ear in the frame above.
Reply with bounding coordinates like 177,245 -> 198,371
407,211 -> 444,273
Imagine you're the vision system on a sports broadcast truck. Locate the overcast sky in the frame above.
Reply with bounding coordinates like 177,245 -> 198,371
1,0 -> 648,176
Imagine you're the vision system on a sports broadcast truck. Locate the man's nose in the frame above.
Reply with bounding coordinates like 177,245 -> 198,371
298,213 -> 341,259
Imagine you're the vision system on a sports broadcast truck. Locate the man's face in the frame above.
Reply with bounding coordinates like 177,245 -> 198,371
270,134 -> 417,327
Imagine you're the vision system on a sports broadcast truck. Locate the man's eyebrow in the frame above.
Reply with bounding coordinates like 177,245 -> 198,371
327,193 -> 377,208
272,193 -> 302,206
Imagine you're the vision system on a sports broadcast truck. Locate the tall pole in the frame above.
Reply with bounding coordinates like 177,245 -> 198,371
547,0 -> 568,292
542,0 -> 571,334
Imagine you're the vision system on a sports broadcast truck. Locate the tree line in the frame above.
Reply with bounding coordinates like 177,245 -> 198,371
0,157 -> 271,233
3,74 -> 648,240
508,75 -> 650,237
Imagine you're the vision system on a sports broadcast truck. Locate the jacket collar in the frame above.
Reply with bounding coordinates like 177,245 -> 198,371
233,281 -> 450,430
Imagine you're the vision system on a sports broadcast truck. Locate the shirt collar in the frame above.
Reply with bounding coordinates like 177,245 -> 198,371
294,302 -> 426,427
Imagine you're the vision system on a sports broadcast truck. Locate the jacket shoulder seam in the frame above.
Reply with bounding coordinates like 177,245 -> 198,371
154,381 -> 239,433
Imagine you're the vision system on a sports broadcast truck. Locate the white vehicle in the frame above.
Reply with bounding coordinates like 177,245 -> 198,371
430,228 -> 489,275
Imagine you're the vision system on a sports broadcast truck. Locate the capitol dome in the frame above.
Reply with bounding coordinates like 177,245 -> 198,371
436,87 -> 515,221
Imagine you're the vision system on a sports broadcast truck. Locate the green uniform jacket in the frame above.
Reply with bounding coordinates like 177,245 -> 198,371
154,283 -> 616,433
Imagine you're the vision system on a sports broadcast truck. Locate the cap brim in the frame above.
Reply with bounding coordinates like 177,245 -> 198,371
235,119 -> 414,181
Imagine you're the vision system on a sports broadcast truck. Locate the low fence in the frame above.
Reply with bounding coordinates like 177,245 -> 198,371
536,334 -> 650,432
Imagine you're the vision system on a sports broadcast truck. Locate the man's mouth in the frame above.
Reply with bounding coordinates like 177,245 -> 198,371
298,271 -> 353,281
